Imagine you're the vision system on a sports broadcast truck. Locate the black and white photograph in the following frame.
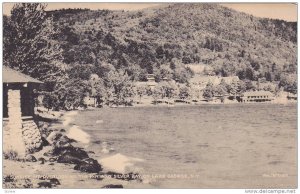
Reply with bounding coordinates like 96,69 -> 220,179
1,1 -> 298,191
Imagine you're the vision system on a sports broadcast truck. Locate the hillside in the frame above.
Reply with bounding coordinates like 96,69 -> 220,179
48,3 -> 297,83
3,3 -> 297,110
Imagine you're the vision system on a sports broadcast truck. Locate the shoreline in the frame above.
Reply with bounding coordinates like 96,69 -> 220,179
62,111 -> 145,174
3,110 -> 150,189
86,100 -> 297,109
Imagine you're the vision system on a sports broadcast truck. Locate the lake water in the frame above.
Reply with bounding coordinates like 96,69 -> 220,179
72,104 -> 297,188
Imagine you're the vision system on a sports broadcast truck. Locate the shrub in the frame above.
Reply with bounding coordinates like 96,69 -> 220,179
3,150 -> 18,160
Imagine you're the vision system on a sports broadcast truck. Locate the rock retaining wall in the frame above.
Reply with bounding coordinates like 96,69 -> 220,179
3,119 -> 42,155
3,88 -> 42,157
22,119 -> 42,153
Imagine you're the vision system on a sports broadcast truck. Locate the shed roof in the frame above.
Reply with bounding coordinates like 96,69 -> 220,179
243,91 -> 274,97
3,66 -> 43,84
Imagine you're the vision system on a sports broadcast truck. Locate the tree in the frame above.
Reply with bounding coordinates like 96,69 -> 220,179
279,74 -> 297,94
105,69 -> 135,106
229,80 -> 239,96
158,64 -> 173,81
214,84 -> 227,97
202,82 -> 214,100
89,74 -> 106,106
243,79 -> 256,91
3,3 -> 74,110
263,84 -> 276,93
43,77 -> 90,110
237,80 -> 247,93
94,61 -> 115,78
287,81 -> 297,94
3,3 -> 63,82
158,81 -> 179,99
265,71 -> 273,82
68,63 -> 93,80
272,63 -> 277,72
135,85 -> 147,104
152,86 -> 162,104
178,85 -> 191,99
219,79 -> 230,93
156,46 -> 165,59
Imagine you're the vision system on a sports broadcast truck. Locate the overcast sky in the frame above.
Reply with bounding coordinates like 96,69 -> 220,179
3,3 -> 297,22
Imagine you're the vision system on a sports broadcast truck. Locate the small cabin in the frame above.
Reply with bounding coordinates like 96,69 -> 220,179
146,74 -> 157,90
241,91 -> 274,103
3,66 -> 43,156
146,74 -> 155,82
83,96 -> 98,107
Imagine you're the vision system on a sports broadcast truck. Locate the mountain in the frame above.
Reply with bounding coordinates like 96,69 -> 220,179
4,3 -> 297,110
48,3 -> 297,83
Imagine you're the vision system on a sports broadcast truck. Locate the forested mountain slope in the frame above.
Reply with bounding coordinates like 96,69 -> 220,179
49,3 -> 297,82
4,3 -> 297,110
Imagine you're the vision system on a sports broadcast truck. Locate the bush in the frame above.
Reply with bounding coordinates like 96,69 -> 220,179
3,150 -> 18,160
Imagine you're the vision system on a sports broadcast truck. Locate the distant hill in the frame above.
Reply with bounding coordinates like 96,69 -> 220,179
47,3 -> 297,83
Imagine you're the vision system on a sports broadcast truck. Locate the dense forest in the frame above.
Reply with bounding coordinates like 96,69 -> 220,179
3,3 -> 297,110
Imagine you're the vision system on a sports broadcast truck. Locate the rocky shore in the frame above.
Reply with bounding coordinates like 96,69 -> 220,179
3,110 -> 148,189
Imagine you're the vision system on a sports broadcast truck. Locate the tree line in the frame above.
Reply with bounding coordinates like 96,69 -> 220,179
3,3 -> 297,110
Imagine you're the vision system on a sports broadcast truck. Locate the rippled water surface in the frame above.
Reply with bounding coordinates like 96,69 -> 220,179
73,104 -> 297,188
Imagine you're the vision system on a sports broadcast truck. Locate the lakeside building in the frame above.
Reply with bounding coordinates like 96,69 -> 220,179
3,66 -> 43,157
241,91 -> 274,103
83,96 -> 98,107
135,74 -> 157,90
146,74 -> 157,89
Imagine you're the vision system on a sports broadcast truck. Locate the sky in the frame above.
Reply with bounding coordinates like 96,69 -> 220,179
221,3 -> 297,22
2,3 -> 298,22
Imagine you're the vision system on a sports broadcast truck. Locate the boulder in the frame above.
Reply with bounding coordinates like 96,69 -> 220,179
43,150 -> 53,157
38,176 -> 48,180
54,146 -> 89,165
74,158 -> 102,173
3,175 -> 15,183
102,184 -> 123,188
41,137 -> 50,146
52,146 -> 89,159
49,178 -> 60,186
37,181 -> 52,188
54,141 -> 72,149
57,152 -> 82,164
38,157 -> 46,164
46,131 -> 63,145
54,135 -> 76,148
25,155 -> 37,162
61,135 -> 77,143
